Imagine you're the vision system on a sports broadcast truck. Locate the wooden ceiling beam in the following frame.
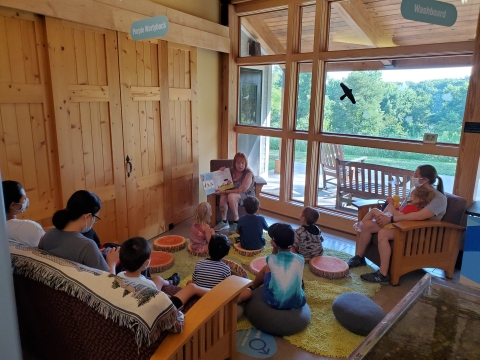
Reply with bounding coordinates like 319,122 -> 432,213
242,14 -> 286,54
332,0 -> 395,48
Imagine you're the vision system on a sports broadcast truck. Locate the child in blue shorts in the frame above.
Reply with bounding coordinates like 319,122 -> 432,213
250,223 -> 306,310
236,196 -> 268,250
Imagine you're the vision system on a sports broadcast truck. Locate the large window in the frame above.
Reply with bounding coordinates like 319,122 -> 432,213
239,65 -> 285,129
323,64 -> 471,144
233,1 -> 477,227
238,134 -> 281,197
316,145 -> 456,209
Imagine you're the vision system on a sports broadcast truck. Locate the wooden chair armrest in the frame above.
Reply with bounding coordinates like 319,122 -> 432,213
255,176 -> 267,186
353,199 -> 382,209
392,220 -> 465,232
152,276 -> 252,359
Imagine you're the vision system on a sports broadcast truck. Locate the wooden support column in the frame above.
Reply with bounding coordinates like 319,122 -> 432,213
278,3 -> 300,203
303,0 -> 329,207
221,4 -> 239,158
453,12 -> 480,206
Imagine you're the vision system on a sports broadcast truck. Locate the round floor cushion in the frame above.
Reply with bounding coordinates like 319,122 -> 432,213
332,292 -> 384,336
244,287 -> 311,336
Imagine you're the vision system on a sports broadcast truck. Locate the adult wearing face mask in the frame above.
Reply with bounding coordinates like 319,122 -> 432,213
3,180 -> 45,247
40,190 -> 119,274
347,164 -> 447,284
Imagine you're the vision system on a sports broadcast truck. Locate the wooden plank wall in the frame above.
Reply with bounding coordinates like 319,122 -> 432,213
46,18 -> 128,242
118,34 -> 167,239
168,43 -> 199,224
0,9 -> 200,242
0,8 -> 59,225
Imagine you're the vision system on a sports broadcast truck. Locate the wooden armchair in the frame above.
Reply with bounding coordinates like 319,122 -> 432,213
207,159 -> 267,227
152,276 -> 251,360
354,193 -> 467,285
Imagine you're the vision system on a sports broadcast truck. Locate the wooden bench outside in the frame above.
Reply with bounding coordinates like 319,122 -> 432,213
335,159 -> 413,209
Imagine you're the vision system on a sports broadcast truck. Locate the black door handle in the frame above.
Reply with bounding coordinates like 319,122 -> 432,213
126,155 -> 132,177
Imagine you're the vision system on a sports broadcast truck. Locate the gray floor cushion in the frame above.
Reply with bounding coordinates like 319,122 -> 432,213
332,292 -> 384,336
244,287 -> 311,336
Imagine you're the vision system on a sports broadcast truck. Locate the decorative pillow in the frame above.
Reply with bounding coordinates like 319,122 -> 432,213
9,241 -> 183,346
332,292 -> 384,336
244,287 -> 311,336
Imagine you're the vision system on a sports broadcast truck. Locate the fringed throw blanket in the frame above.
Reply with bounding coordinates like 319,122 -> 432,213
9,241 -> 183,347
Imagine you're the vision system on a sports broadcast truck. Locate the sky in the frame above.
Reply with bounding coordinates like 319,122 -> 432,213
327,66 -> 472,82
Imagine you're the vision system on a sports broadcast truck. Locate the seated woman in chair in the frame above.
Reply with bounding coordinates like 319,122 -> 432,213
213,152 -> 255,235
347,164 -> 447,284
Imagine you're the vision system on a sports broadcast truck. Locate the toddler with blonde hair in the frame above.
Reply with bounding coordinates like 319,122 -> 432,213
190,202 -> 215,253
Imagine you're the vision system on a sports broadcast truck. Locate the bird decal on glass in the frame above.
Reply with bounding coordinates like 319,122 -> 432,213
340,82 -> 356,104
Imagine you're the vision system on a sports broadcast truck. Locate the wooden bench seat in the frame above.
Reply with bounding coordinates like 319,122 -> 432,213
335,159 -> 412,209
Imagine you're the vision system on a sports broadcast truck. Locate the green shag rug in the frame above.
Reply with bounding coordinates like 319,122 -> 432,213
153,234 -> 381,359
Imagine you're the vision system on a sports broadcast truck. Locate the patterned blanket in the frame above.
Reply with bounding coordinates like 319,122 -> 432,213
9,241 -> 183,347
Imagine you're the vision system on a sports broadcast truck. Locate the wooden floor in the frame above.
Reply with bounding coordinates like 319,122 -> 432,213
160,209 -> 462,360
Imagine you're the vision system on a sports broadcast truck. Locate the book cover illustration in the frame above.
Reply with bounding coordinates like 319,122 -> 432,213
201,169 -> 234,195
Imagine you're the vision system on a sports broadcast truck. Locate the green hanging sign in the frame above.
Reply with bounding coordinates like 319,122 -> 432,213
130,15 -> 169,41
401,0 -> 457,27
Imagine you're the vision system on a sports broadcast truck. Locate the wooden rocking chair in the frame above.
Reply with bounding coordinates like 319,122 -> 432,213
320,143 -> 366,189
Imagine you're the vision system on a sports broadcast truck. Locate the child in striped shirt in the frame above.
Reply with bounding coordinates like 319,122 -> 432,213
191,234 -> 251,302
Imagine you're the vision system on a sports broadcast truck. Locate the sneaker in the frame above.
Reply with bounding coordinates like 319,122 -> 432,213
361,270 -> 390,285
229,223 -> 238,235
347,255 -> 367,268
353,221 -> 363,232
166,272 -> 180,286
214,221 -> 229,231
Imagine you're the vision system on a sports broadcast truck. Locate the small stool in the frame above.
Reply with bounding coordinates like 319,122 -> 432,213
309,256 -> 349,279
233,243 -> 264,257
249,256 -> 267,276
221,259 -> 248,278
149,251 -> 174,273
187,243 -> 209,257
152,235 -> 186,252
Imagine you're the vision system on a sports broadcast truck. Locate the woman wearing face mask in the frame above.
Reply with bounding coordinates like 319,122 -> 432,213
41,190 -> 119,274
347,164 -> 447,284
3,180 -> 45,247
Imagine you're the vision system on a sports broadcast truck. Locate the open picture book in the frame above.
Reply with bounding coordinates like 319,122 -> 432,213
201,168 -> 234,195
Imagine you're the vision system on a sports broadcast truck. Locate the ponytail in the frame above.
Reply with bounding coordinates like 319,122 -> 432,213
52,209 -> 70,230
436,175 -> 444,194
52,190 -> 102,230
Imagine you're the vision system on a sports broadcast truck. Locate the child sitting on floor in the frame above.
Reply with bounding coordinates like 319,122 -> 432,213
294,206 -> 324,259
236,196 -> 269,250
353,186 -> 436,232
118,236 -> 209,309
190,234 -> 251,302
190,202 -> 215,254
250,223 -> 306,310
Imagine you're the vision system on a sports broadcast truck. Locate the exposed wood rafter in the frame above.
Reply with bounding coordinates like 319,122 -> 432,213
332,0 -> 396,52
242,15 -> 286,55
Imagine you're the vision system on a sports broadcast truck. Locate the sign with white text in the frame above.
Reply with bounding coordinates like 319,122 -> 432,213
401,0 -> 457,27
131,15 -> 169,41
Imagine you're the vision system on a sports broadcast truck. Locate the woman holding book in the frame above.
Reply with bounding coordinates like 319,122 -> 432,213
213,152 -> 255,235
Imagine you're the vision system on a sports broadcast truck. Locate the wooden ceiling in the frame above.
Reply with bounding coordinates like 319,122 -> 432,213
238,0 -> 479,54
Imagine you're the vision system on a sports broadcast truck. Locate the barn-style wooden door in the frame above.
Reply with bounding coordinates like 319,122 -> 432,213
166,43 -> 199,225
45,18 -> 128,242
0,9 -> 60,226
117,34 -> 168,239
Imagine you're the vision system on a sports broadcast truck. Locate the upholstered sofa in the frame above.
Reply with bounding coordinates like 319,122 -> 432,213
10,242 -> 250,360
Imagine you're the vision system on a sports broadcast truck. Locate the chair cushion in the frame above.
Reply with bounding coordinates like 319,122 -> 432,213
244,287 -> 311,336
442,193 -> 467,225
332,292 -> 384,336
